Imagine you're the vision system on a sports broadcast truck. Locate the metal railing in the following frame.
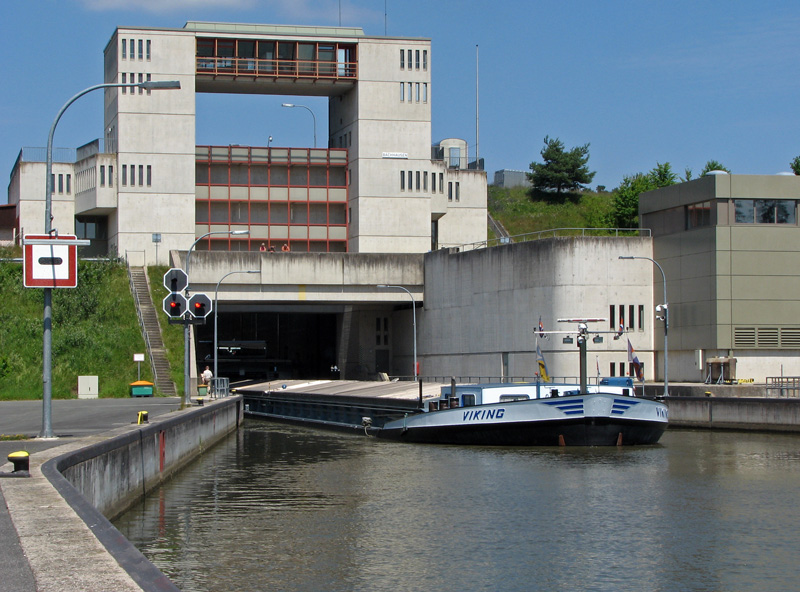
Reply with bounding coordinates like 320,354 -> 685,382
766,377 -> 800,397
196,57 -> 357,80
412,375 -> 597,385
444,227 -> 651,253
127,265 -> 165,392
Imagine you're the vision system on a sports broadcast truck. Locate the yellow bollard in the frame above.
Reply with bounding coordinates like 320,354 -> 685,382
137,411 -> 149,425
8,450 -> 29,472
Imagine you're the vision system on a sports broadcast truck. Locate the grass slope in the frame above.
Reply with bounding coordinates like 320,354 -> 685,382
489,185 -> 615,236
0,248 -> 153,399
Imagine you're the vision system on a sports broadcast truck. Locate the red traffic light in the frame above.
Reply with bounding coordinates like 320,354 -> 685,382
188,293 -> 213,319
162,293 -> 187,318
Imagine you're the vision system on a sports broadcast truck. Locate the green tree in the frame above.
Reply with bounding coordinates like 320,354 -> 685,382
650,162 -> 677,187
700,160 -> 730,176
527,136 -> 596,194
610,162 -> 679,228
790,156 -> 800,175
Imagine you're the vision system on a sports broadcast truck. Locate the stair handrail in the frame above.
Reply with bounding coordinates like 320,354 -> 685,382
127,264 -> 166,392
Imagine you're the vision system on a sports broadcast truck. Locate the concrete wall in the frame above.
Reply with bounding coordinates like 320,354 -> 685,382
419,236 -> 656,381
177,250 -> 425,303
105,27 -> 197,266
52,397 -> 241,519
666,396 -> 800,432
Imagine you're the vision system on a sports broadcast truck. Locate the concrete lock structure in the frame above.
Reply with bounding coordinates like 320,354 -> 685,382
8,22 -> 486,262
7,20 -> 800,387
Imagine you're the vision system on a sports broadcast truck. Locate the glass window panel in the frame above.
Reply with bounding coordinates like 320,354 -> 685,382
309,167 -> 328,186
230,165 -> 248,185
318,44 -> 335,75
776,200 -> 796,224
250,165 -> 268,185
251,202 -> 269,223
298,43 -> 315,74
257,41 -> 275,73
197,39 -> 214,57
290,167 -> 308,186
231,202 -> 249,224
400,48 -> 404,68
270,203 -> 288,224
309,203 -> 328,224
209,202 -> 229,223
278,42 -> 296,74
756,200 -> 776,224
271,166 -> 288,185
734,199 -> 754,223
290,204 -> 308,224
195,203 -> 209,223
329,203 -> 346,224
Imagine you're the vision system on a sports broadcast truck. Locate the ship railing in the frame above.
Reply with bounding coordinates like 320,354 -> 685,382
765,376 -> 800,398
416,375 -> 596,385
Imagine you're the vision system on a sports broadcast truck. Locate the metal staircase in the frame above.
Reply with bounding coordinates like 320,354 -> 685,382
128,266 -> 177,396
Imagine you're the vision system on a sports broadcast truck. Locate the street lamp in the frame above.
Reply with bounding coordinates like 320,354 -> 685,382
281,103 -> 317,148
619,255 -> 669,397
214,269 -> 259,383
183,229 -> 249,405
39,79 -> 180,438
377,285 -> 418,382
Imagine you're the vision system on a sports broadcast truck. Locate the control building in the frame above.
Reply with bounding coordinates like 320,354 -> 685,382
8,22 -> 487,262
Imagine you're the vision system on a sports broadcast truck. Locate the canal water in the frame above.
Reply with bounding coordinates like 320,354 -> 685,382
114,421 -> 800,591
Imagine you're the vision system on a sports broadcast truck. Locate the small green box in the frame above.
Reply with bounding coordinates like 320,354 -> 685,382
130,381 -> 154,397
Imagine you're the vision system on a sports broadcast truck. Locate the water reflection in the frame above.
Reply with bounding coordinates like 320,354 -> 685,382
114,423 -> 800,592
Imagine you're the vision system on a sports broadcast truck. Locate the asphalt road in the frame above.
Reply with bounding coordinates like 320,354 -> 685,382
0,397 -> 182,461
0,397 -> 183,592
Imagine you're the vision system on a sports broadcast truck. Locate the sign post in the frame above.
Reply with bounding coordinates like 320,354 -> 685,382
134,353 -> 145,381
23,234 -> 90,439
23,234 -> 87,288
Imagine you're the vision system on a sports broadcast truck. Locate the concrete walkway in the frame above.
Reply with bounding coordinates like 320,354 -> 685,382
0,398 -> 181,592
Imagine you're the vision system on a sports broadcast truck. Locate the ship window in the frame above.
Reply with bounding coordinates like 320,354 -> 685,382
499,394 -> 529,402
462,394 -> 476,407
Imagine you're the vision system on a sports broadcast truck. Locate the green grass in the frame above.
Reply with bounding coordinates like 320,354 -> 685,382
0,249 -> 154,399
489,185 -> 616,236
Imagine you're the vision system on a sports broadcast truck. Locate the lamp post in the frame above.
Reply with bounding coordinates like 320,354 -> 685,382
281,103 -> 317,148
214,269 -> 258,381
619,255 -> 669,397
39,79 -> 180,438
183,229 -> 249,406
377,285 -> 418,381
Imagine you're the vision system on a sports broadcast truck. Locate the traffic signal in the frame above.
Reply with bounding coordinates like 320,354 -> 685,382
189,293 -> 213,319
163,268 -> 188,293
163,293 -> 187,319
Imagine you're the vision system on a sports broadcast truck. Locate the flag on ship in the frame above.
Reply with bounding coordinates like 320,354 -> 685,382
627,338 -> 644,382
536,343 -> 550,382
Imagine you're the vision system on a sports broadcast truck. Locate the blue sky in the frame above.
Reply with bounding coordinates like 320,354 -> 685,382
2,0 -> 800,201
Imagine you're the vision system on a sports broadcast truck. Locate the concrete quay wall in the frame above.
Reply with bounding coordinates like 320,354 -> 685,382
665,396 -> 800,432
48,396 -> 242,519
18,397 -> 243,592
